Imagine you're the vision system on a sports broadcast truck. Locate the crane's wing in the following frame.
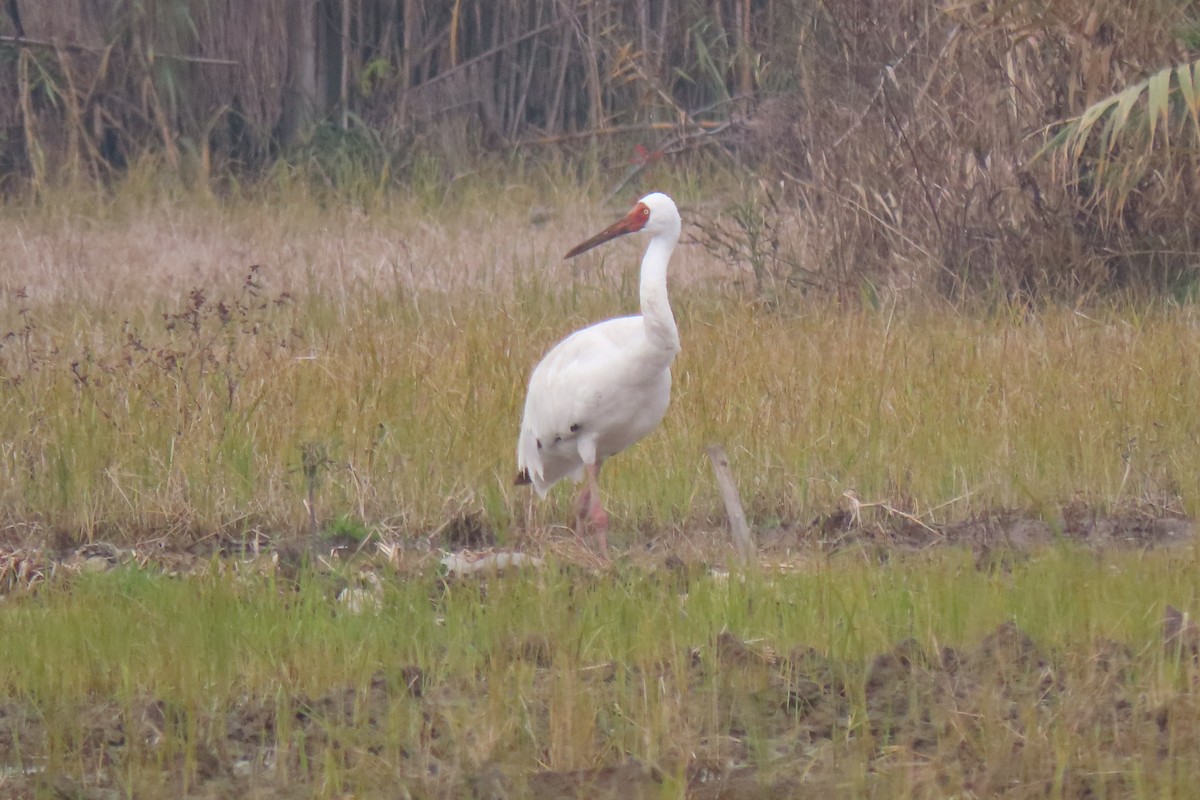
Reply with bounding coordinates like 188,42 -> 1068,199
516,316 -> 645,493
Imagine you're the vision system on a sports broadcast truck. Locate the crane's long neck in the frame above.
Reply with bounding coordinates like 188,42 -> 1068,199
639,232 -> 680,355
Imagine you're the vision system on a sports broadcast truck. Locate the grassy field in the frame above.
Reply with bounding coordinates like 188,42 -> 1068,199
3,545 -> 1200,797
3,184 -> 1200,797
4,185 -> 1200,542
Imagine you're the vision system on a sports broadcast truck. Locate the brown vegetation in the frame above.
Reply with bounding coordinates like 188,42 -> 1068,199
3,1 -> 1199,297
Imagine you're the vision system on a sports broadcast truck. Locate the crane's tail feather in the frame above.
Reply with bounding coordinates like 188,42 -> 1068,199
514,468 -> 532,486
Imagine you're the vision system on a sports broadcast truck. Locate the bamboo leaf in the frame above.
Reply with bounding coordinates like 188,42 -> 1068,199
1106,83 -> 1143,154
1181,62 -> 1200,138
1147,66 -> 1171,146
1192,61 -> 1200,136
1177,63 -> 1197,117
1067,95 -> 1121,163
1097,113 -> 1118,172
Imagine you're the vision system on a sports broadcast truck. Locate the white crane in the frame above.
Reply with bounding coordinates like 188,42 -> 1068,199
515,192 -> 682,556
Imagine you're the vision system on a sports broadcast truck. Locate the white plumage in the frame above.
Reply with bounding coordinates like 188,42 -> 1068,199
515,192 -> 682,555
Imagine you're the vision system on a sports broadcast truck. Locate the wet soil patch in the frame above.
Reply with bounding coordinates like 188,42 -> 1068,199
0,619 -> 1193,798
770,505 -> 1193,555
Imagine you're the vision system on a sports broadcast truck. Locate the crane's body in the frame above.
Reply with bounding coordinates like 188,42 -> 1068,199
517,314 -> 674,492
515,192 -> 682,556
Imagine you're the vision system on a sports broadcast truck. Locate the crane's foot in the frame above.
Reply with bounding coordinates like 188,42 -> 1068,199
590,506 -> 610,557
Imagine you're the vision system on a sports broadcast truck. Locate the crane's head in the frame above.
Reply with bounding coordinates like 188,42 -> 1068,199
564,192 -> 680,259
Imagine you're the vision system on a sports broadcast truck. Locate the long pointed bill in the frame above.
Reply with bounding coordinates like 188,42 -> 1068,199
564,202 -> 651,259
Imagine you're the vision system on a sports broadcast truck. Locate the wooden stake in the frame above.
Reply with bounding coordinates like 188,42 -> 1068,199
707,445 -> 756,562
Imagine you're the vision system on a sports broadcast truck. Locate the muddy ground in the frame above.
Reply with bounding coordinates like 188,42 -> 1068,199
0,508 -> 1196,799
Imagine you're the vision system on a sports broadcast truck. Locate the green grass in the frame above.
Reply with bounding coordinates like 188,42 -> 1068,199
2,545 -> 1200,796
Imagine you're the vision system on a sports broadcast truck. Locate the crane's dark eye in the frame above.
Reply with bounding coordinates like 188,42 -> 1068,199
641,207 -> 650,217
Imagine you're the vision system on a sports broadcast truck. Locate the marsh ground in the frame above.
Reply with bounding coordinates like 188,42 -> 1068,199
6,193 -> 1200,798
1,508 -> 1198,799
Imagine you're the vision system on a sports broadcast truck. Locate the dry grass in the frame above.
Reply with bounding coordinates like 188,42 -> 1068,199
8,0 -> 1198,301
2,188 -> 1200,545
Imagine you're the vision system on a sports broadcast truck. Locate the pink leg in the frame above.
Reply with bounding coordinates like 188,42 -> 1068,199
585,462 -> 609,557
574,484 -> 591,539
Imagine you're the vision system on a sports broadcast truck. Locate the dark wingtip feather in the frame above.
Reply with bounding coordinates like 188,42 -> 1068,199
514,469 -> 532,486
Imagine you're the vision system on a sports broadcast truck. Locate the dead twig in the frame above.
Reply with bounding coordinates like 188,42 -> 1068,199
843,490 -> 941,537
0,34 -> 238,66
413,20 -> 562,93
602,120 -> 733,204
516,120 -> 728,147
